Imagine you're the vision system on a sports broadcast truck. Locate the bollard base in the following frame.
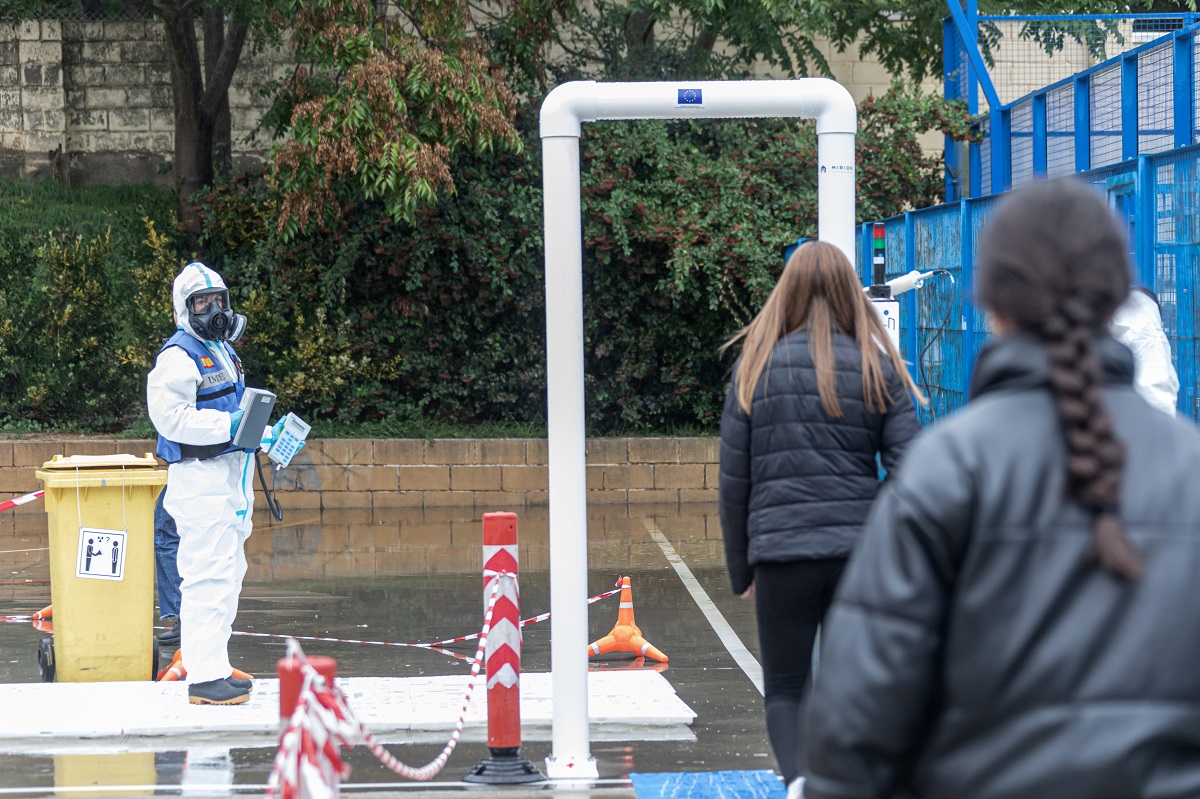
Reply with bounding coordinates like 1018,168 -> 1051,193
464,749 -> 545,785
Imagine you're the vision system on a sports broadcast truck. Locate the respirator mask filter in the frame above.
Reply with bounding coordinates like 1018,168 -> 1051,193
228,313 -> 247,343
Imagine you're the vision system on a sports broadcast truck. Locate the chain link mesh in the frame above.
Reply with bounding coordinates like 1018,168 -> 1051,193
0,2 -> 151,21
950,15 -> 1198,112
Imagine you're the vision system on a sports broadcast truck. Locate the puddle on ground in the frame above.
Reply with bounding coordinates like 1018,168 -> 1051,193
0,498 -> 773,793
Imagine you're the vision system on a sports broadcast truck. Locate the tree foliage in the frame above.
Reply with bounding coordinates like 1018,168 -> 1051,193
524,0 -> 837,83
193,85 -> 969,432
262,0 -> 524,236
464,0 -> 1200,90
0,0 -> 1028,433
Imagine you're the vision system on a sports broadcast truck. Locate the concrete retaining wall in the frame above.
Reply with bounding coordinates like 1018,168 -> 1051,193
0,437 -> 721,514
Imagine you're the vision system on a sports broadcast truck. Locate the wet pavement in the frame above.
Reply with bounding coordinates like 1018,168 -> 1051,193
0,500 -> 773,796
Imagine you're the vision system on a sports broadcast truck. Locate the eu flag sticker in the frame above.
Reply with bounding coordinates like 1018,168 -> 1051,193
677,88 -> 703,105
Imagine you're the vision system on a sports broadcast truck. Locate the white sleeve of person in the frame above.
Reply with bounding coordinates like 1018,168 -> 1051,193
1111,291 -> 1180,416
147,346 -> 238,444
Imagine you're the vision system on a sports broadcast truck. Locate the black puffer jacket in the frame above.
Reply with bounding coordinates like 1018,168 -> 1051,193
805,334 -> 1200,799
719,330 -> 921,594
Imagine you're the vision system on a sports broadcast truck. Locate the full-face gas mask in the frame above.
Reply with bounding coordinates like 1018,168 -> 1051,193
186,289 -> 247,343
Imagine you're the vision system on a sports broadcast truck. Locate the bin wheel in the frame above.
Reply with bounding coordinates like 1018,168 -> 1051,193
37,637 -> 54,683
151,635 -> 160,681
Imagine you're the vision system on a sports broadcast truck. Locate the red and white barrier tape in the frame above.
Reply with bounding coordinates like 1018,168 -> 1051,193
230,585 -> 623,653
7,577 -> 627,666
268,580 -> 504,796
2,585 -> 624,640
0,490 -> 43,514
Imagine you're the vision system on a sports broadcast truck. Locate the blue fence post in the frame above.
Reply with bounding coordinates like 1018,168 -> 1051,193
1121,53 -> 1138,161
859,223 -> 872,285
960,199 -> 977,391
1033,92 -> 1048,176
960,0 -> 982,199
944,17 -> 961,202
969,128 -> 982,198
991,108 -> 1011,192
1074,75 -> 1091,172
1176,154 -> 1197,420
904,212 -> 918,380
967,0 -> 979,115
1173,31 -> 1194,149
965,2 -> 982,200
944,0 -> 1000,109
1136,156 -> 1156,291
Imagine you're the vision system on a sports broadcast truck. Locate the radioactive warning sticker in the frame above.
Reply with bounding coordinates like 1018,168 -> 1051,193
76,527 -> 126,581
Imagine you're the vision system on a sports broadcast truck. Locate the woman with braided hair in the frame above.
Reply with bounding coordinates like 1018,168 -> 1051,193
803,178 -> 1200,799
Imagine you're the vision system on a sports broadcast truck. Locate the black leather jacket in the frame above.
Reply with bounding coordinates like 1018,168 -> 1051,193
805,334 -> 1200,799
719,330 -> 921,594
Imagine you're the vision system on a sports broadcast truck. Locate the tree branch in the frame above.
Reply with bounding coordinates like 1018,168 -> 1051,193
200,18 -> 249,121
156,2 -> 204,119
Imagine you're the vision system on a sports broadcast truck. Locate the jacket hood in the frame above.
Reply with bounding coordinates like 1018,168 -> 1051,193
968,332 -> 1135,401
173,262 -> 227,342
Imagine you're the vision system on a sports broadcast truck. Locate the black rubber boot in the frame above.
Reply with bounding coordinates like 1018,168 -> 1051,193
188,678 -> 250,705
156,618 -> 180,646
226,675 -> 253,692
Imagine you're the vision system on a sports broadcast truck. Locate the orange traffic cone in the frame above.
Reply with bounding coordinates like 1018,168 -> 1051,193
587,576 -> 668,663
157,649 -> 185,681
155,649 -> 254,684
33,605 -> 51,620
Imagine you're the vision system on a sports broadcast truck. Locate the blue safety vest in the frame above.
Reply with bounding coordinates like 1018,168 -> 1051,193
155,331 -> 251,463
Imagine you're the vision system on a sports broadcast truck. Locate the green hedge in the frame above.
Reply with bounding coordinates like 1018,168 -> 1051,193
0,180 -> 180,431
0,86 -> 969,434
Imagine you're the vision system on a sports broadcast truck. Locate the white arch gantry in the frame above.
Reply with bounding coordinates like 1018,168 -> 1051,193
540,79 -> 857,779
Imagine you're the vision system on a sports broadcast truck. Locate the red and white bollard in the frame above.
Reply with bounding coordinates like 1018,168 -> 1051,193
278,654 -> 337,720
463,512 -> 544,784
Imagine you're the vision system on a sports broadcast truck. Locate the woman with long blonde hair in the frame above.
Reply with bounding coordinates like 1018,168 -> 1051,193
718,240 -> 922,796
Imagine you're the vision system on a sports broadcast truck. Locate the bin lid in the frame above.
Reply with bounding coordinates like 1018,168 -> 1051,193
40,453 -> 159,470
37,453 -> 167,489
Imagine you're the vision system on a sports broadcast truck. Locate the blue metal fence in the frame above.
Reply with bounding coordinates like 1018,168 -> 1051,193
899,12 -> 1200,422
947,16 -> 1200,201
869,143 -> 1200,423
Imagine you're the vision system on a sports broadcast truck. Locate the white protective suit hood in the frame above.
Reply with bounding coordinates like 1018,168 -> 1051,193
173,262 -> 244,343
1111,289 -> 1180,416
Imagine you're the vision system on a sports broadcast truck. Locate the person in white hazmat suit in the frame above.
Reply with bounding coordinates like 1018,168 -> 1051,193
1112,286 -> 1179,416
148,262 -> 270,705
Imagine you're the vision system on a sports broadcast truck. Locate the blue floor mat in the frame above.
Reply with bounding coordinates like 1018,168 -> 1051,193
629,769 -> 786,798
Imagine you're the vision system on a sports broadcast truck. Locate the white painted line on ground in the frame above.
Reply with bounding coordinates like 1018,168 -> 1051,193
644,522 -> 764,696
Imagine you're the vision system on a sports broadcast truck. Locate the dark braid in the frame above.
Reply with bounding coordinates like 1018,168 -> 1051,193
1040,301 -> 1140,577
977,179 -> 1141,580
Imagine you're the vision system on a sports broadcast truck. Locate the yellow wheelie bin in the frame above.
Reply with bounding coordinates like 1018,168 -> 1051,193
35,453 -> 167,682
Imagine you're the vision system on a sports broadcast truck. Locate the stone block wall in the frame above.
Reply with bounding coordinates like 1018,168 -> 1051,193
0,18 -> 290,185
0,437 -> 721,515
